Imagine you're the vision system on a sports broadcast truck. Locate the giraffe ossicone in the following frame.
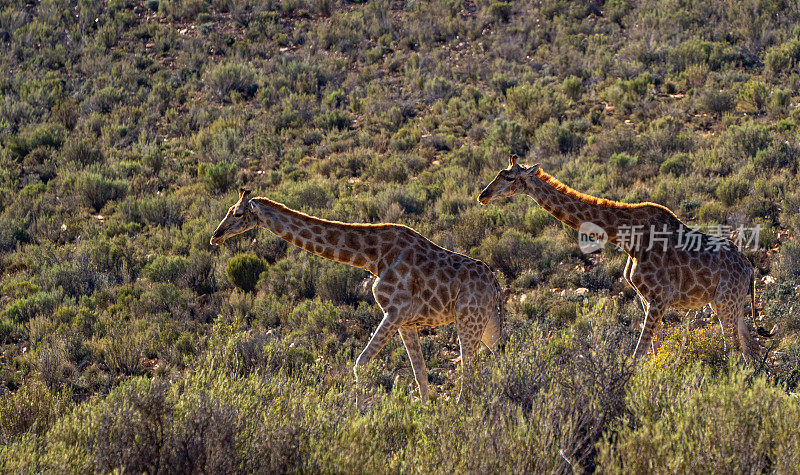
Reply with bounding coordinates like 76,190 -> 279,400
211,189 -> 507,402
480,156 -> 772,360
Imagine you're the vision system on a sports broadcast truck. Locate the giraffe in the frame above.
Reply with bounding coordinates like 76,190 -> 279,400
478,156 -> 770,360
210,188 -> 506,402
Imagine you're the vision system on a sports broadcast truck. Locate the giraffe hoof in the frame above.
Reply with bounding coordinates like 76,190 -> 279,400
757,325 -> 777,338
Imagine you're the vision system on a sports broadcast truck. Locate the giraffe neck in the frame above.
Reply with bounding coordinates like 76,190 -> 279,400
250,198 -> 387,273
522,170 -> 656,251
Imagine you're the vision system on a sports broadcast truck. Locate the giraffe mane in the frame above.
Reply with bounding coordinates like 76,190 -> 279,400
534,168 -> 677,217
253,197 -> 401,230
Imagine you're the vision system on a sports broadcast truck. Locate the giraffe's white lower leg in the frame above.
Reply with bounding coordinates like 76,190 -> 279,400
650,319 -> 663,357
398,326 -> 429,402
634,301 -> 666,358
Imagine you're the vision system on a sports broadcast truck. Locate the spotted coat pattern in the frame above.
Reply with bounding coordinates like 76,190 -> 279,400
211,189 -> 506,401
479,157 -> 761,359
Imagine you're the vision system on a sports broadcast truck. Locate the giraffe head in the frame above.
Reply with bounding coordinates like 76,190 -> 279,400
209,188 -> 258,245
478,155 -> 540,204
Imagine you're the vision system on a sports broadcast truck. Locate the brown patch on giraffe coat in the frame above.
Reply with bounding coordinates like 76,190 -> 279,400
325,229 -> 341,243
345,232 -> 361,250
353,256 -> 367,268
337,249 -> 353,262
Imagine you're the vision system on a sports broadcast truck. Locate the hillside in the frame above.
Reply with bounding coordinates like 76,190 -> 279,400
1,0 -> 800,471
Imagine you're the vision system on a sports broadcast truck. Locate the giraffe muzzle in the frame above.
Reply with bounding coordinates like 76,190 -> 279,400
210,229 -> 225,245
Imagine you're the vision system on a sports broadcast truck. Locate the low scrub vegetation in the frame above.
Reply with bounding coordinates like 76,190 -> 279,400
2,0 -> 800,471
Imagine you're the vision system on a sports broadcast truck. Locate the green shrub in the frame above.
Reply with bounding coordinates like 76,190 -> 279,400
488,1 -> 512,22
1,292 -> 58,325
205,62 -> 258,102
315,110 -> 351,130
561,75 -> 582,101
0,379 -> 73,443
764,38 -> 800,76
61,138 -> 104,165
91,86 -> 126,113
76,172 -> 127,211
226,254 -> 268,292
775,242 -> 800,282
143,255 -> 190,284
475,229 -> 574,280
198,162 -> 237,193
6,123 -> 66,160
724,121 -> 772,160
715,177 -> 750,206
488,118 -> 528,156
609,152 -> 637,169
159,0 -> 208,20
599,366 -> 800,472
659,153 -> 692,176
284,181 -> 331,211
286,298 -> 344,340
698,88 -> 734,116
317,264 -> 368,306
737,80 -> 769,113
506,82 -> 566,128
535,120 -> 585,155
752,142 -> 797,170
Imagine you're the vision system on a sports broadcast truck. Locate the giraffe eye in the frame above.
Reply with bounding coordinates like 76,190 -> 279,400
503,174 -> 515,181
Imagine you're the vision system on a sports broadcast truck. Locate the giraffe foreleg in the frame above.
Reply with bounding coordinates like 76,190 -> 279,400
624,257 -> 647,313
353,307 -> 404,406
634,300 -> 667,358
398,326 -> 429,402
354,308 -> 403,368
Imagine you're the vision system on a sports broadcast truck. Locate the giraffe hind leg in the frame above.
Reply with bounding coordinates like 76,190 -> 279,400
398,326 -> 429,402
454,312 -> 484,404
480,307 -> 504,355
712,299 -> 758,360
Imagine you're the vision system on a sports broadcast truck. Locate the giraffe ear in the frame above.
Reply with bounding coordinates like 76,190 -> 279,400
508,154 -> 518,167
239,187 -> 251,199
525,163 -> 541,175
